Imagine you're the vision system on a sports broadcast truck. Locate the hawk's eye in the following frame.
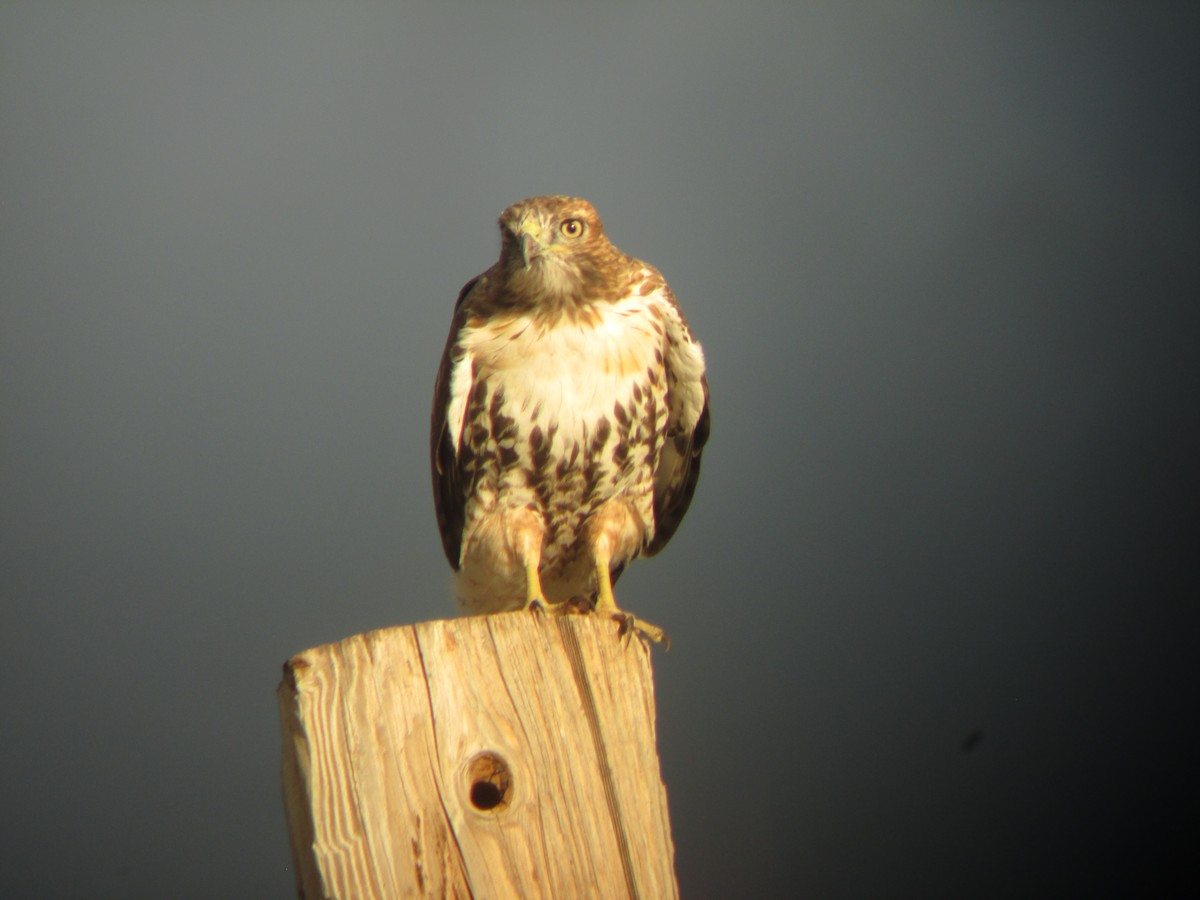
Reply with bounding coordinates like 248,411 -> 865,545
560,218 -> 585,239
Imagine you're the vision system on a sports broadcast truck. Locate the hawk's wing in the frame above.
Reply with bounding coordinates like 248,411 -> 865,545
430,275 -> 480,570
646,284 -> 711,555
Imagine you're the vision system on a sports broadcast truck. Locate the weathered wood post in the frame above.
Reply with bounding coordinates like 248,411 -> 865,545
277,610 -> 679,899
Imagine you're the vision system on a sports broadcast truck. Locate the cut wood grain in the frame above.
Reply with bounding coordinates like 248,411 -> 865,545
278,610 -> 678,899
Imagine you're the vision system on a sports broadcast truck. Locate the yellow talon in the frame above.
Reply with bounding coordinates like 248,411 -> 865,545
593,548 -> 668,646
524,558 -> 545,609
523,557 -> 568,616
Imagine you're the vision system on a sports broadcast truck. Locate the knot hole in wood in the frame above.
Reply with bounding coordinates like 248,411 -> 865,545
467,751 -> 513,812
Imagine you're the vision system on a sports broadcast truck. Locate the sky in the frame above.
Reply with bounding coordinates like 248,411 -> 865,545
2,3 -> 1197,897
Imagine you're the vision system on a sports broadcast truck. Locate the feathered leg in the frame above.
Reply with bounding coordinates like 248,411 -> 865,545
588,503 -> 668,646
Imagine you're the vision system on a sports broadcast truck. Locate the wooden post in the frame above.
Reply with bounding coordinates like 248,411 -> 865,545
277,610 -> 679,899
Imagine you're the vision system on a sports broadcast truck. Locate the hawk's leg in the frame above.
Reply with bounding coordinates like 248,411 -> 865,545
511,508 -> 568,616
523,557 -> 554,613
590,528 -> 669,647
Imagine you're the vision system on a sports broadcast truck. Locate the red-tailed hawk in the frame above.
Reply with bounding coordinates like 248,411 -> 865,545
431,196 -> 710,643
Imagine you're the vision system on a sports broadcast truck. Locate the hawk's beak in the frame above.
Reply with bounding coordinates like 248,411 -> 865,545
517,217 -> 543,269
519,233 -> 540,269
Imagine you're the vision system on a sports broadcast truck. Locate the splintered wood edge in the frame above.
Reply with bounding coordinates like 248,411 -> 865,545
278,655 -> 324,899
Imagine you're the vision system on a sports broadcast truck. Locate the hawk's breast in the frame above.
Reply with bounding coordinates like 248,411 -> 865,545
457,295 -> 669,568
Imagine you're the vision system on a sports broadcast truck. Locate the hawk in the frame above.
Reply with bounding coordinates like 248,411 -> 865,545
430,196 -> 710,643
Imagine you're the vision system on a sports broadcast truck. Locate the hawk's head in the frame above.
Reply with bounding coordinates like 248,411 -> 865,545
496,196 -> 627,307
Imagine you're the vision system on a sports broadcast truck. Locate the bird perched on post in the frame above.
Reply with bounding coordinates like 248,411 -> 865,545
430,196 -> 710,643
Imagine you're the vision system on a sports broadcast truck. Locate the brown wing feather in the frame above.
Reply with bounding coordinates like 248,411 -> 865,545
429,276 -> 480,569
647,375 -> 710,555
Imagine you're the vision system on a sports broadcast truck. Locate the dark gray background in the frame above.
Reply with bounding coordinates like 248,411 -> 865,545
2,3 -> 1197,897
